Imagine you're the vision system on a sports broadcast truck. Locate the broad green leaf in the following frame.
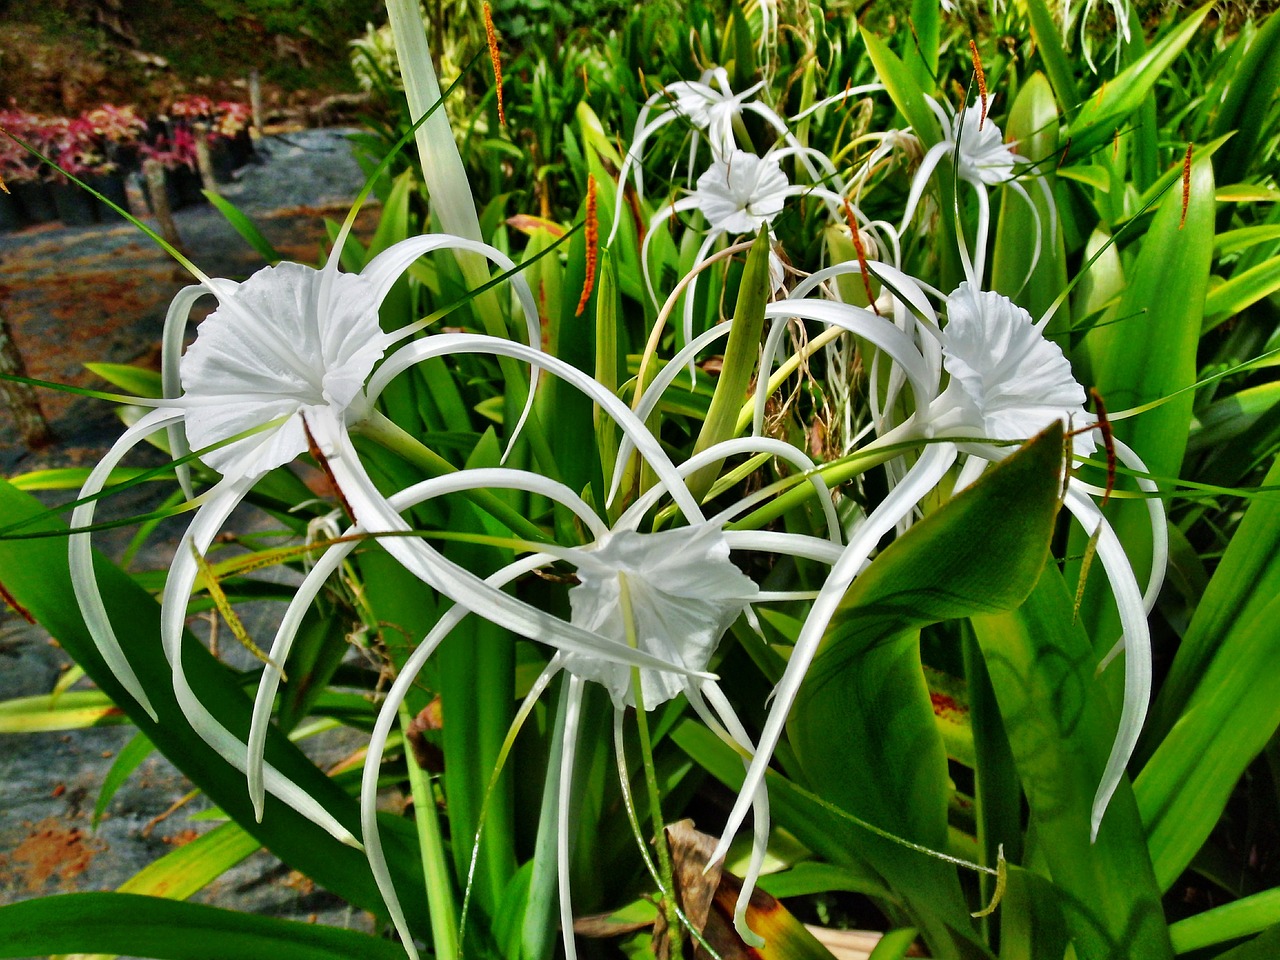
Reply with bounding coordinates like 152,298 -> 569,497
0,893 -> 406,960
1203,255 -> 1280,330
861,29 -> 941,145
0,481 -> 428,932
970,571 -> 1172,960
992,72 -> 1067,325
1143,454 -> 1280,754
94,730 -> 155,826
1025,0 -> 1080,116
903,0 -> 939,95
789,426 -> 1063,957
1075,153 -> 1214,642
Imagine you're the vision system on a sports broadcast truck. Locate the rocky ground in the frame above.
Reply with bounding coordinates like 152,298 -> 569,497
0,129 -> 387,951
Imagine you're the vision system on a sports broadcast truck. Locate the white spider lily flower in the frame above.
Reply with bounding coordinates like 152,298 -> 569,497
69,232 -> 545,846
607,68 -> 871,247
231,343 -> 844,957
696,270 -> 1165,914
899,99 -> 1056,289
641,149 -> 878,376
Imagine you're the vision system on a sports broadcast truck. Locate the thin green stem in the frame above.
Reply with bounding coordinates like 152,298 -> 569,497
397,701 -> 459,960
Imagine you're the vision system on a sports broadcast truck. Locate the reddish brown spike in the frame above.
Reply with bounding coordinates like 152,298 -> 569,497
1058,135 -> 1073,168
1089,388 -> 1117,507
0,577 -> 35,624
302,416 -> 355,521
575,174 -> 599,317
842,198 -> 880,316
969,40 -> 988,129
483,3 -> 506,126
1112,127 -> 1121,161
1180,143 -> 1194,230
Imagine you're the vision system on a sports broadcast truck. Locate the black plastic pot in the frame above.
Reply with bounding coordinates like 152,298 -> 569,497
168,165 -> 206,208
0,190 -> 23,233
50,180 -> 99,227
11,180 -> 57,224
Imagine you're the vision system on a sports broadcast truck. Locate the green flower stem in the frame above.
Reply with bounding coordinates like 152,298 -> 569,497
619,575 -> 682,954
398,700 -> 459,960
356,410 -> 549,545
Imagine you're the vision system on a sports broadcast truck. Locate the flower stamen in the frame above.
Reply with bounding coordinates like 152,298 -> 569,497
575,174 -> 599,317
1180,142 -> 1193,229
483,3 -> 506,126
969,40 -> 988,129
842,198 -> 880,316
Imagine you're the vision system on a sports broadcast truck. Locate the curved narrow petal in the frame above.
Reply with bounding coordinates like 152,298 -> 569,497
607,108 -> 682,246
161,284 -> 218,501
898,140 -> 953,237
365,333 -> 704,524
558,676 -> 587,960
618,435 -> 843,548
1099,440 -> 1167,614
71,406 -> 185,721
1062,487 -> 1152,840
763,299 -> 937,412
157,474 -> 357,844
708,442 -> 957,874
250,467 -> 609,812
360,553 -> 551,959
681,231 -> 723,385
696,681 -> 769,947
363,234 -> 544,455
609,322 -> 734,504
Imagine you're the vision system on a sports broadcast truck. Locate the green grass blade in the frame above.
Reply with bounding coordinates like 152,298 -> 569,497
204,192 -> 282,263
0,893 -> 406,960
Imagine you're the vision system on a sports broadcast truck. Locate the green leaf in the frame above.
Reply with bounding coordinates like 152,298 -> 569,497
861,28 -> 941,145
1144,451 -> 1280,757
1136,589 -> 1280,890
789,425 -> 1064,956
0,689 -> 126,732
1075,152 -> 1214,642
205,192 -> 282,263
1203,255 -> 1280,331
687,229 -> 770,499
1210,8 -> 1280,185
83,363 -> 163,398
970,570 -> 1173,960
992,72 -> 1066,323
1025,0 -> 1081,116
1066,6 -> 1211,157
94,730 -> 154,826
1169,888 -> 1280,954
0,893 -> 406,960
